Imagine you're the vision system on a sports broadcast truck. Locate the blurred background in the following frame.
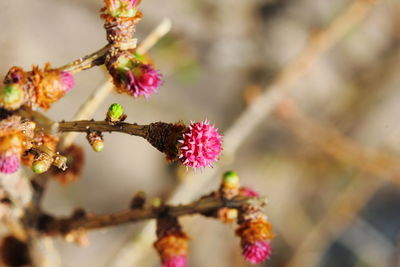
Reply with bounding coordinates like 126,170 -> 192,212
1,0 -> 400,266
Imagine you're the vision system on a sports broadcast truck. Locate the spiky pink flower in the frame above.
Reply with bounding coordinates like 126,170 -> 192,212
242,240 -> 272,264
125,64 -> 162,99
162,255 -> 187,267
0,154 -> 20,174
239,186 -> 260,198
178,120 -> 222,169
60,72 -> 75,93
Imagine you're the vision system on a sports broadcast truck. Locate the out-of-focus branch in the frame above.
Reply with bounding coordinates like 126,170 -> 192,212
59,18 -> 172,149
222,0 -> 381,158
39,195 -> 260,235
285,177 -> 382,267
275,98 -> 400,184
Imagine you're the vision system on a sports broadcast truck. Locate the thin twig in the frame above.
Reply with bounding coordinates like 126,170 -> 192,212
276,98 -> 400,184
57,44 -> 112,74
55,120 -> 148,137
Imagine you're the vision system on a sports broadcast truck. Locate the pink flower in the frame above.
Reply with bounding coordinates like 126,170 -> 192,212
239,187 -> 260,198
125,64 -> 162,99
130,0 -> 139,7
242,240 -> 272,264
60,72 -> 75,93
162,255 -> 187,267
0,154 -> 20,174
178,120 -> 222,169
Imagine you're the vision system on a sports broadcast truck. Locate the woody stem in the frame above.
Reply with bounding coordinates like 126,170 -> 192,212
38,195 -> 263,235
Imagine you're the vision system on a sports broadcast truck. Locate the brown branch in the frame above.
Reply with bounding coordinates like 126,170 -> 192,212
57,44 -> 112,74
55,120 -> 148,137
39,195 -> 261,235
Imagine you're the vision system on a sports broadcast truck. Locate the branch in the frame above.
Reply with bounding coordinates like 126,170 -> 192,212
57,44 -> 112,74
39,195 -> 261,235
55,120 -> 148,137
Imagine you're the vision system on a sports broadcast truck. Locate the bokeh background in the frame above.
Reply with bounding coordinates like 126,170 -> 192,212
1,0 -> 400,266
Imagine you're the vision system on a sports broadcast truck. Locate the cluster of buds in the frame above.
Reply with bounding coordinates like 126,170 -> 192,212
236,189 -> 274,264
154,216 -> 189,267
218,171 -> 274,264
0,113 -> 68,176
101,0 -> 163,99
151,171 -> 273,266
0,65 -> 74,111
101,0 -> 142,46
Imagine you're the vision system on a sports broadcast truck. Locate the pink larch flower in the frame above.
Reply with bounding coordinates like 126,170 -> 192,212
239,186 -> 260,198
60,72 -> 75,93
0,154 -> 20,174
125,64 -> 162,99
162,255 -> 187,267
130,0 -> 139,7
242,240 -> 272,264
178,120 -> 222,169
105,0 -> 139,17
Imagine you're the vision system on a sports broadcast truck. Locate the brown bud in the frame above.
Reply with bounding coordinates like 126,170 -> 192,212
144,122 -> 187,162
130,191 -> 146,209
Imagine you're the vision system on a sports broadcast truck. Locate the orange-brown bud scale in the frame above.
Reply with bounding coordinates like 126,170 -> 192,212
102,14 -> 142,47
154,216 -> 189,265
154,233 -> 189,260
217,207 -> 238,224
236,219 -> 275,244
27,65 -> 69,110
0,135 -> 23,158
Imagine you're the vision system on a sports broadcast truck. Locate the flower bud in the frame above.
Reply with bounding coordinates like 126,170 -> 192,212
154,217 -> 189,267
87,132 -> 105,152
220,171 -> 240,199
0,135 -> 23,174
104,0 -> 140,18
32,154 -> 52,174
0,84 -> 25,111
236,189 -> 274,264
106,103 -> 125,122
108,54 -> 162,99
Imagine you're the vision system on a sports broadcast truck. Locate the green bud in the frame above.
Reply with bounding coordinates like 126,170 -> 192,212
107,103 -> 124,122
92,140 -> 105,152
223,171 -> 240,187
151,197 -> 162,208
32,160 -> 49,174
0,84 -> 24,110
